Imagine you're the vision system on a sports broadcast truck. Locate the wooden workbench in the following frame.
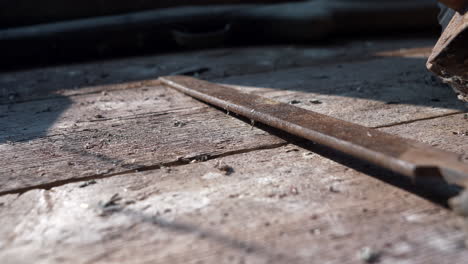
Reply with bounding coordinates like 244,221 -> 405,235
1,37 -> 468,263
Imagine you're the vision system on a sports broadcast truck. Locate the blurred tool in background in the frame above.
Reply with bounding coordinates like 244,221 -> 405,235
0,0 -> 439,69
428,0 -> 468,102
1,0 -> 466,101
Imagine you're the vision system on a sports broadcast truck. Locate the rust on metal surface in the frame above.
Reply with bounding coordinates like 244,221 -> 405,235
438,0 -> 468,12
160,76 -> 468,213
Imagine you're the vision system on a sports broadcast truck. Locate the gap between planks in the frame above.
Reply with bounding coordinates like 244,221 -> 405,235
2,103 -> 465,197
0,142 -> 288,197
372,111 -> 466,129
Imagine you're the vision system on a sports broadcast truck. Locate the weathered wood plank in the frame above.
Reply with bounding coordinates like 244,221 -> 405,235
1,37 -> 467,264
0,81 -> 191,141
1,144 -> 466,264
379,113 -> 468,161
0,38 -> 434,104
1,53 -> 465,194
0,83 -> 285,194
218,56 -> 466,127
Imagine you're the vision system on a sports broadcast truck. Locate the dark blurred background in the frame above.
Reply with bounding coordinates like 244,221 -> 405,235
0,0 -> 441,70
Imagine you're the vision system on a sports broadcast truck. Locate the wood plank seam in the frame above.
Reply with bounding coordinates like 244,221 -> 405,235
372,111 -> 466,129
0,142 -> 288,196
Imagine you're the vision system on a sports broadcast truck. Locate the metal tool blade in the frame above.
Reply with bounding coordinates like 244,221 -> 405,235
160,75 -> 468,214
427,8 -> 468,101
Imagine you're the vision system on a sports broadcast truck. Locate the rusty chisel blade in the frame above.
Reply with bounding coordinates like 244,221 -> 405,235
160,75 -> 468,214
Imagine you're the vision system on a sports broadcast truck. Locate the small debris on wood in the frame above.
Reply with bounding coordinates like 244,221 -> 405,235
96,168 -> 112,175
94,114 -> 105,119
286,148 -> 300,153
84,142 -> 96,149
179,154 -> 211,164
79,180 -> 97,188
358,247 -> 381,263
290,186 -> 299,195
289,100 -> 301,105
125,200 -> 136,205
177,156 -> 190,163
250,119 -> 255,130
329,186 -> 340,193
193,154 -> 210,163
309,99 -> 323,105
452,131 -> 468,136
302,152 -> 315,160
103,193 -> 122,207
173,120 -> 187,127
217,165 -> 234,175
214,160 -> 234,175
98,193 -> 124,216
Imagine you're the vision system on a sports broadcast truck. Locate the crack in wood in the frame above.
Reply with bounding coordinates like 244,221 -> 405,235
0,142 -> 287,197
372,111 -> 466,129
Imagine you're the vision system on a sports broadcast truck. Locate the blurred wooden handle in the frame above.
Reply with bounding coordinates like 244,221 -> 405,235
438,0 -> 468,11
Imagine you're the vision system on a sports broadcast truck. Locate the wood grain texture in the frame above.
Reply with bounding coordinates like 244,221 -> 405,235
0,39 -> 465,195
0,83 -> 285,194
0,38 -> 433,104
1,37 -> 468,264
379,113 -> 468,161
218,56 -> 466,128
1,145 -> 467,264
1,38 -> 455,195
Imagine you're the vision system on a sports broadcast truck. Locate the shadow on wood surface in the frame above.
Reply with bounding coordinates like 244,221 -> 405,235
1,41 -> 465,145
0,38 -> 465,216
